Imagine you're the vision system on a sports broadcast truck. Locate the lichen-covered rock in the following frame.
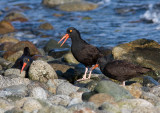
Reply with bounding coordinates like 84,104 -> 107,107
39,22 -> 54,30
48,95 -> 71,106
42,0 -> 81,7
4,11 -> 28,22
58,1 -> 98,12
29,87 -> 47,99
4,68 -> 26,78
22,98 -> 42,112
29,60 -> 58,82
0,75 -> 30,89
56,82 -> 78,95
0,20 -> 15,34
0,98 -> 14,111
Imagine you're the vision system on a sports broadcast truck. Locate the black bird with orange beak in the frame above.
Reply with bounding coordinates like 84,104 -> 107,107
12,47 -> 33,77
92,56 -> 152,86
58,27 -> 103,81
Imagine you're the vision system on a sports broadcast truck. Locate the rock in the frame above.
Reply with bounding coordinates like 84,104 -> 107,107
67,102 -> 97,111
5,107 -> 23,113
0,20 -> 15,34
63,51 -> 79,64
42,0 -> 81,7
46,79 -> 67,94
93,80 -> 133,101
29,87 -> 47,99
3,41 -> 40,61
131,106 -> 157,113
0,57 -> 12,69
88,93 -> 116,107
0,35 -> 19,44
0,75 -> 30,89
39,22 -> 54,30
68,98 -> 83,106
6,50 -> 23,62
48,48 -> 69,59
0,98 -> 14,111
4,68 -> 26,78
58,1 -> 98,12
22,98 -> 42,112
43,39 -> 69,53
112,38 -> 160,76
150,85 -> 160,98
29,60 -> 58,82
124,83 -> 142,98
143,76 -> 160,87
118,99 -> 155,112
73,108 -> 97,113
69,92 -> 83,99
0,42 -> 16,51
140,91 -> 160,105
0,85 -> 28,100
99,102 -> 120,113
56,82 -> 78,95
48,95 -> 71,106
38,104 -> 71,113
4,11 -> 28,22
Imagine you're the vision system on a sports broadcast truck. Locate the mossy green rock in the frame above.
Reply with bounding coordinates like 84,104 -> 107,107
94,80 -> 133,101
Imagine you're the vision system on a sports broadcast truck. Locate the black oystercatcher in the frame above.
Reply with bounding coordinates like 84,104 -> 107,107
92,56 -> 152,86
12,47 -> 33,75
58,27 -> 103,81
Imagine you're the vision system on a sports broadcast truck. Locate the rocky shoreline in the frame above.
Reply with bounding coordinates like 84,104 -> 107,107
0,0 -> 160,113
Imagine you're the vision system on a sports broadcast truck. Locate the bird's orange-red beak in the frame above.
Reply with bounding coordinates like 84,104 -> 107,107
21,62 -> 27,73
58,34 -> 69,47
92,64 -> 99,70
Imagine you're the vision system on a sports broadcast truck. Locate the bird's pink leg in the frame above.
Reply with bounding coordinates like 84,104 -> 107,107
122,81 -> 126,86
77,67 -> 89,81
87,67 -> 93,79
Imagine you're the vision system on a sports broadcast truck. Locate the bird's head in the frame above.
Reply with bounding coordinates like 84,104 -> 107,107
21,57 -> 32,73
58,27 -> 80,47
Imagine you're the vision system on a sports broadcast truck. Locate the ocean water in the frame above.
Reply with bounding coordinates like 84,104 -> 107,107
0,0 -> 160,48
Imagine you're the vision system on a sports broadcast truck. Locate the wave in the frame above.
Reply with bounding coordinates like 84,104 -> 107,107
141,3 -> 160,23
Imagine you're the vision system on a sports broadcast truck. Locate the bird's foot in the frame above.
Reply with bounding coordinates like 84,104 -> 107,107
77,77 -> 90,81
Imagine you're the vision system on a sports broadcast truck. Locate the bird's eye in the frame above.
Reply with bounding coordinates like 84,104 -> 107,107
28,59 -> 29,61
70,30 -> 72,33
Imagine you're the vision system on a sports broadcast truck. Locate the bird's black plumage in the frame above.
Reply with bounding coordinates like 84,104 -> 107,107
59,27 -> 103,80
97,56 -> 151,85
12,47 -> 33,76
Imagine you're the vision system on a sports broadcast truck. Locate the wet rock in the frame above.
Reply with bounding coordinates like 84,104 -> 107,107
0,75 -> 30,89
48,95 -> 71,106
0,98 -> 14,111
0,35 -> 19,44
118,99 -> 155,112
63,51 -> 79,64
0,85 -> 28,100
29,60 -> 58,83
93,80 -> 133,101
56,82 -> 79,95
88,93 -> 116,107
42,0 -> 81,7
140,91 -> 160,105
43,39 -> 69,53
22,98 -> 42,112
99,102 -> 120,113
112,38 -> 160,76
0,20 -> 15,34
124,83 -> 142,98
39,22 -> 54,30
48,48 -> 69,58
58,1 -> 98,12
29,87 -> 47,99
3,41 -> 40,61
4,11 -> 28,22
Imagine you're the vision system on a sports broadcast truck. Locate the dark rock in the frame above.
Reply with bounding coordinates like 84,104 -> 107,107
39,22 -> 54,30
48,48 -> 69,59
43,39 -> 69,53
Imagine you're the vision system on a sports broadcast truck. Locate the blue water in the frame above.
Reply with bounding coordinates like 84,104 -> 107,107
0,0 -> 160,48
